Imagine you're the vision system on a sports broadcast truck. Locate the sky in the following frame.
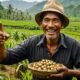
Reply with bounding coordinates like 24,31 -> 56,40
0,0 -> 46,2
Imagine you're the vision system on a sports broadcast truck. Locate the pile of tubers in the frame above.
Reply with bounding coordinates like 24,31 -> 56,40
30,59 -> 64,72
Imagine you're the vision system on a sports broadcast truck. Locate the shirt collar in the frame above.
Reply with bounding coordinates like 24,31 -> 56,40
37,33 -> 67,48
59,33 -> 67,48
37,34 -> 46,46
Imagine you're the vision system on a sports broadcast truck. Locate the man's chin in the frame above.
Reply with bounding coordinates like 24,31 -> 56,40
46,35 -> 56,40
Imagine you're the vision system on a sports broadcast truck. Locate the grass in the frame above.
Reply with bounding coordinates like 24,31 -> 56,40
62,29 -> 80,41
0,19 -> 38,27
70,17 -> 80,22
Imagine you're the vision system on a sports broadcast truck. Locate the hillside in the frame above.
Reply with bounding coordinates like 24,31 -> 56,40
28,1 -> 46,15
1,0 -> 37,11
0,0 -> 80,17
28,0 -> 80,17
60,0 -> 80,7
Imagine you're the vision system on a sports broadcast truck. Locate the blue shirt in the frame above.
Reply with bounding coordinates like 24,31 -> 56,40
1,33 -> 80,80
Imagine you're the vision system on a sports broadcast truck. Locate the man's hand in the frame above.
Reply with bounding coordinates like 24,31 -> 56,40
0,31 -> 9,59
47,66 -> 69,78
0,22 -> 9,44
0,31 -> 9,44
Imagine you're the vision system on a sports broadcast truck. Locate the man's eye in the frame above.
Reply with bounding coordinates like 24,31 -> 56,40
43,19 -> 49,22
54,19 -> 60,22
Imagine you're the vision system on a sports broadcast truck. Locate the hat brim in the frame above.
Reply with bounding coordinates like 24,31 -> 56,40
35,9 -> 69,28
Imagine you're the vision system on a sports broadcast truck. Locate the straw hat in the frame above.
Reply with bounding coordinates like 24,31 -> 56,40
35,0 -> 69,28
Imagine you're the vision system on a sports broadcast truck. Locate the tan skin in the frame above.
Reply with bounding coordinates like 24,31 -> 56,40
40,12 -> 80,78
40,12 -> 63,55
0,12 -> 80,78
0,23 -> 9,59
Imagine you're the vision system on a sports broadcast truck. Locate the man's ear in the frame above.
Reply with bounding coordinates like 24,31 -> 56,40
61,23 -> 64,29
39,25 -> 42,30
61,26 -> 64,29
39,23 -> 43,30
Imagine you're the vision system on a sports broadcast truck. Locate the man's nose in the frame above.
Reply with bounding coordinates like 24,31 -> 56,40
48,21 -> 53,27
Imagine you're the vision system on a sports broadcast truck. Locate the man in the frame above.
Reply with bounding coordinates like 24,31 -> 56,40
0,0 -> 80,80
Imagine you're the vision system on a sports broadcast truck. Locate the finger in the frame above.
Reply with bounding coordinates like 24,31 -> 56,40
4,33 -> 10,40
46,76 -> 50,78
0,35 -> 5,39
0,33 -> 9,44
0,41 -> 4,45
50,72 -> 64,78
0,31 -> 3,35
0,33 -> 10,40
0,31 -> 9,37
57,66 -> 67,72
0,39 -> 5,41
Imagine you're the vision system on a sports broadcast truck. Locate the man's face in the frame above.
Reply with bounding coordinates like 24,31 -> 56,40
40,12 -> 63,41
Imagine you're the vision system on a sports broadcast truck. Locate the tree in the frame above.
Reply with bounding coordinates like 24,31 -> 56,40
0,2 -> 4,19
29,15 -> 32,20
75,5 -> 80,17
65,4 -> 74,17
19,10 -> 24,20
7,4 -> 13,19
0,2 -> 4,10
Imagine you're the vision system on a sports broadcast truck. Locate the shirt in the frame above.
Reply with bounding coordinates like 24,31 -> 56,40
1,33 -> 80,80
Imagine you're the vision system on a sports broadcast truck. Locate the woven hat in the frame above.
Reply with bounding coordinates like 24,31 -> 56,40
35,0 -> 69,28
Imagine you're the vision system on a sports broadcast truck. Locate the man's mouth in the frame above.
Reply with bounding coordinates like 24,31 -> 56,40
46,29 -> 56,33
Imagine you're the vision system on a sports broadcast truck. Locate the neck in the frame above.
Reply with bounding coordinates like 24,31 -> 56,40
46,38 -> 59,46
46,38 -> 59,55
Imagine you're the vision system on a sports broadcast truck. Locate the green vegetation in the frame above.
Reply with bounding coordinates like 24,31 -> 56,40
0,2 -> 32,21
1,19 -> 39,30
1,19 -> 37,26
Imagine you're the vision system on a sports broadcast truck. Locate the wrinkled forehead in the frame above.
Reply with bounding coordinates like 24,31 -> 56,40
41,11 -> 62,19
43,12 -> 61,19
39,11 -> 65,25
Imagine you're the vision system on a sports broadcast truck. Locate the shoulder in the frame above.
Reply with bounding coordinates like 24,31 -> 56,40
61,33 -> 80,47
28,34 -> 44,42
23,34 -> 44,45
